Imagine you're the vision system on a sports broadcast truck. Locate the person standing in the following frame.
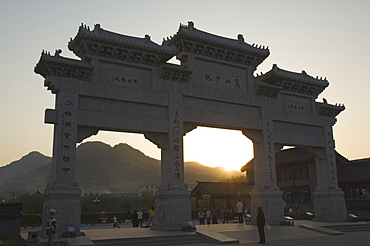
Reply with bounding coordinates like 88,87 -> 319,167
137,209 -> 143,227
205,209 -> 212,225
112,215 -> 120,228
212,208 -> 218,224
198,209 -> 205,225
147,206 -> 155,227
132,210 -> 139,227
256,205 -> 266,244
46,209 -> 57,246
236,199 -> 244,223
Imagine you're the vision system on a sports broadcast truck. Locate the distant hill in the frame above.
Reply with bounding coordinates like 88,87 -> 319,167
0,151 -> 51,181
0,142 -> 242,195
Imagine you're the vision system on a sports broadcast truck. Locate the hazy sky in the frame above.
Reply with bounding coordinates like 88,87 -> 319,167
1,0 -> 369,171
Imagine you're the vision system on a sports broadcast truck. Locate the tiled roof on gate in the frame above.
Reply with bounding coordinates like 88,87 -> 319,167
163,21 -> 270,60
256,64 -> 329,97
68,23 -> 177,61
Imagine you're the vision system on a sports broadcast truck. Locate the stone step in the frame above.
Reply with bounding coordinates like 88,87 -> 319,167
92,234 -> 208,246
323,223 -> 370,232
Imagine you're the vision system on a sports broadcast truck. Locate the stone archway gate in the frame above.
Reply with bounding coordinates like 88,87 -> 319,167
35,22 -> 346,234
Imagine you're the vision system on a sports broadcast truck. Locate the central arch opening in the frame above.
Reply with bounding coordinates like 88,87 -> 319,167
184,126 -> 254,171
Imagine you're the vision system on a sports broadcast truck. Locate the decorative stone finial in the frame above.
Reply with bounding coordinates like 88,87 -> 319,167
188,21 -> 194,29
54,49 -> 62,57
237,34 -> 244,43
94,24 -> 101,31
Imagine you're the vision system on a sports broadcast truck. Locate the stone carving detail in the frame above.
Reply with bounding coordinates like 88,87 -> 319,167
157,205 -> 167,224
144,132 -> 168,148
170,204 -> 189,223
77,126 -> 99,143
159,64 -> 192,83
56,205 -> 79,230
255,84 -> 280,98
274,121 -> 324,144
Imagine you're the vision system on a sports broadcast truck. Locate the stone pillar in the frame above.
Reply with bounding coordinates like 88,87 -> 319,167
42,77 -> 82,237
310,120 -> 346,221
243,116 -> 284,225
145,94 -> 191,230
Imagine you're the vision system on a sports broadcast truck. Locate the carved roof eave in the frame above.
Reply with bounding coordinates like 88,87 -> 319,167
255,82 -> 281,98
68,23 -> 177,62
163,21 -> 269,61
34,50 -> 93,80
316,102 -> 345,117
159,63 -> 193,83
257,64 -> 329,97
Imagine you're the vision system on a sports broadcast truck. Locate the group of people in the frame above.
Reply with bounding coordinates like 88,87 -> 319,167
197,200 -> 267,244
197,200 -> 248,225
113,206 -> 155,228
46,204 -> 267,245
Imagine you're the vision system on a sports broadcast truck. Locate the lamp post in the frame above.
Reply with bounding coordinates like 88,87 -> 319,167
202,194 -> 211,209
93,198 -> 100,212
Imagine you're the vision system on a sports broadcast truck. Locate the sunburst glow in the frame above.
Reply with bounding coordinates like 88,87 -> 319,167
184,127 -> 253,171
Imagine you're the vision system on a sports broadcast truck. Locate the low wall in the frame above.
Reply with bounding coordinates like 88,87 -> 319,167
346,199 -> 370,220
0,202 -> 23,237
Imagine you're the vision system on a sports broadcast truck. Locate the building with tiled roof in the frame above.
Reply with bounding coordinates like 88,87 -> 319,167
241,148 -> 370,216
190,181 -> 252,209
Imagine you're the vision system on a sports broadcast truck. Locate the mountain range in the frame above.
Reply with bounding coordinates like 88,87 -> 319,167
0,142 -> 242,195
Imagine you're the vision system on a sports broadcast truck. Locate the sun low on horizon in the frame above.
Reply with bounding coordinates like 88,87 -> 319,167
80,127 -> 254,172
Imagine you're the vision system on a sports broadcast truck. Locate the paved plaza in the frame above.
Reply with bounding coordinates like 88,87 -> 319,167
21,220 -> 370,245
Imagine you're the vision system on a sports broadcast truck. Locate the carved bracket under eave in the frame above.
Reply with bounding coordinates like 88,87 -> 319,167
241,129 -> 261,143
77,126 -> 99,143
307,147 -> 324,160
183,122 -> 197,136
144,132 -> 168,148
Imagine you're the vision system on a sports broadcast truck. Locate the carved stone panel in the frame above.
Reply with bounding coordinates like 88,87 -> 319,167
273,121 -> 325,147
78,96 -> 168,132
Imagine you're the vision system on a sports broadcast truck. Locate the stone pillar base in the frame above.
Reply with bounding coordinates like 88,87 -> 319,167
250,189 -> 284,225
41,184 -> 81,237
153,190 -> 191,231
313,188 -> 346,221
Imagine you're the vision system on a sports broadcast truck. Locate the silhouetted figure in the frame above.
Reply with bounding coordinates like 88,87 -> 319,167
132,210 -> 139,227
256,205 -> 266,244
